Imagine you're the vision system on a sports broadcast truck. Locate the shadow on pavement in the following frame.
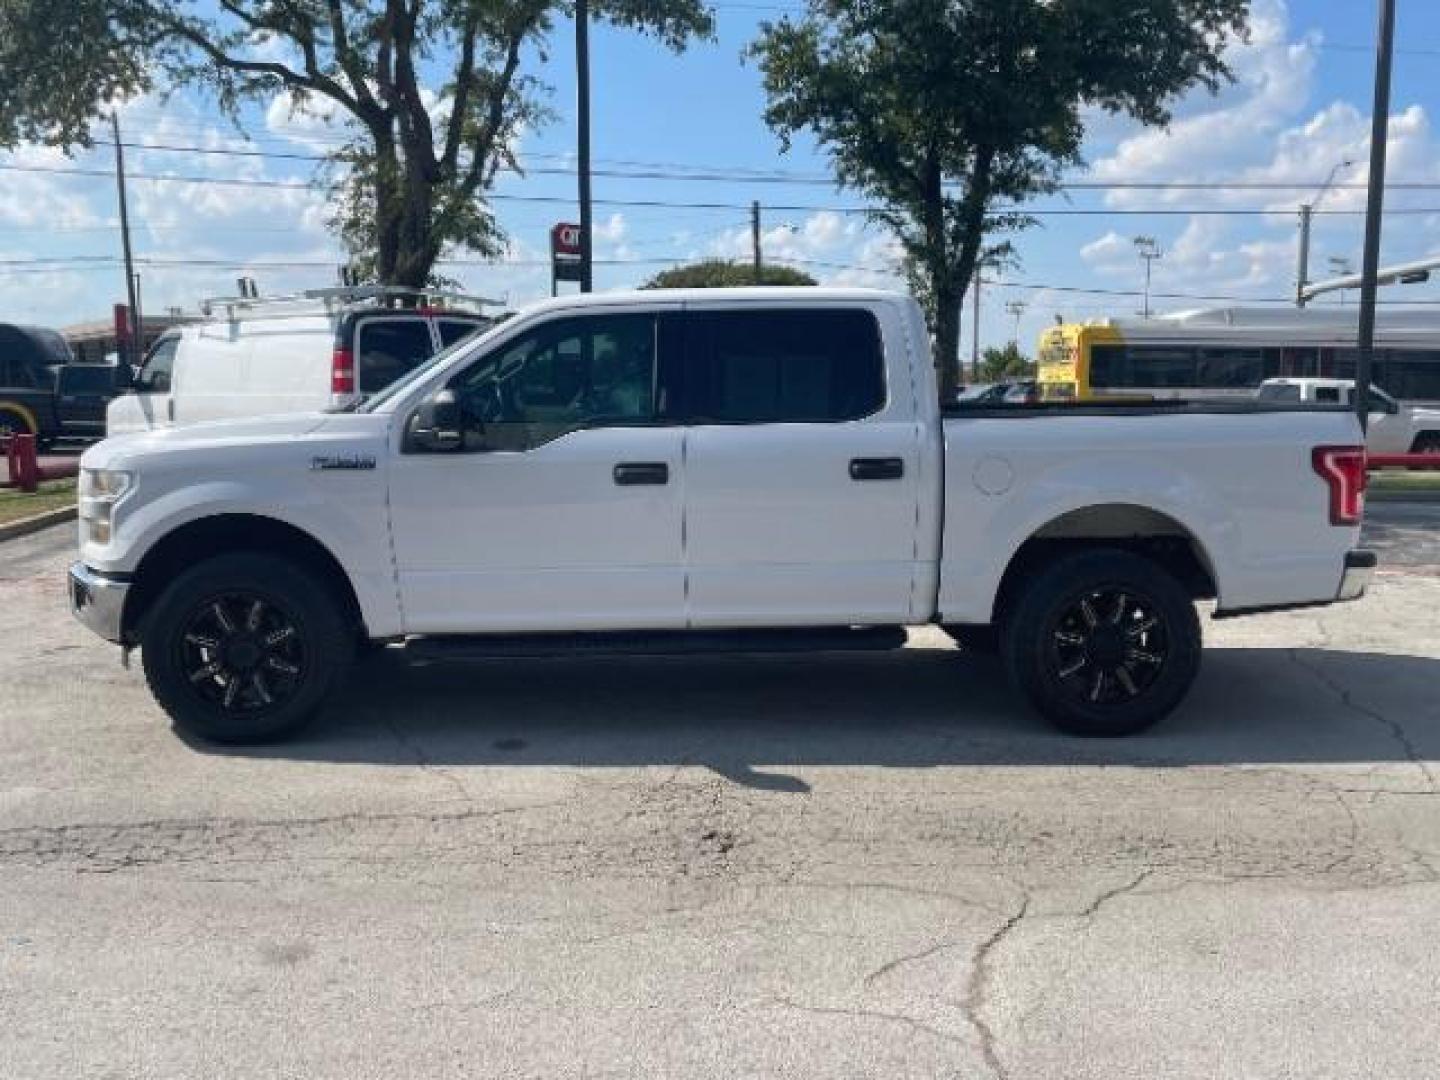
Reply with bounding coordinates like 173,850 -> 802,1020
191,642 -> 1440,789
193,644 -> 1440,790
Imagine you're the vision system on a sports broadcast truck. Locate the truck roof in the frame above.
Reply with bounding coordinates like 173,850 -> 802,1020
514,286 -> 908,317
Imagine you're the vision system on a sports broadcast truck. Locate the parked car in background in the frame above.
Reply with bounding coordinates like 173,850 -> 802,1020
1256,378 -> 1440,455
106,286 -> 498,436
0,322 -> 127,444
956,383 -> 1008,404
1003,380 -> 1040,405
71,288 -> 1373,745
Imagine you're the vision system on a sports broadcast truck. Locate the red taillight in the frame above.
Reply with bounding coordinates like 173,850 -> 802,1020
1311,445 -> 1367,526
331,346 -> 355,394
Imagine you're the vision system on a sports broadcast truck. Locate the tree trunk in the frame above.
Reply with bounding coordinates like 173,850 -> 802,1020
933,284 -> 962,400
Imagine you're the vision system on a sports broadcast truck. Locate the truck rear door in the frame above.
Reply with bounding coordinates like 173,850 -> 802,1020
680,304 -> 926,627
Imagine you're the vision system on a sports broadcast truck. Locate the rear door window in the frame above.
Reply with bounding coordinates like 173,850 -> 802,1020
59,366 -> 116,394
688,309 -> 885,423
357,319 -> 435,393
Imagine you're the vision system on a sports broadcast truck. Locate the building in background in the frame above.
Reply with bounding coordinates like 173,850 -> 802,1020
61,313 -> 195,365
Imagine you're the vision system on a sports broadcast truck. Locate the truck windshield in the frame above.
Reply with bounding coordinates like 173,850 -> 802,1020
358,318 -> 506,413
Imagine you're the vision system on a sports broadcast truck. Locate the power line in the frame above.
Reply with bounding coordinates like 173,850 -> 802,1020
89,140 -> 1440,192
14,162 -> 1440,217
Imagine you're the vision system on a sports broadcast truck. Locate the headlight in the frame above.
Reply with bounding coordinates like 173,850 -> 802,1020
79,469 -> 133,544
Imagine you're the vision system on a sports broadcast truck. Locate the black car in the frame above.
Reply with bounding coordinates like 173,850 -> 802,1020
0,323 -> 128,445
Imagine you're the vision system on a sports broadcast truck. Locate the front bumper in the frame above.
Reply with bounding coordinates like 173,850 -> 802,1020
1338,548 -> 1377,602
68,562 -> 130,643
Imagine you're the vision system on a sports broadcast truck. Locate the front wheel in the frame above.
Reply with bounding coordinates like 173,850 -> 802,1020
1000,549 -> 1201,737
141,553 -> 351,743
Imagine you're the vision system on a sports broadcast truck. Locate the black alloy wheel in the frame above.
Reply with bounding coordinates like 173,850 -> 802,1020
176,592 -> 307,714
1001,549 -> 1202,737
1046,587 -> 1169,707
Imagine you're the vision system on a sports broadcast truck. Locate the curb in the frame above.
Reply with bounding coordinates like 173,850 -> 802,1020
0,505 -> 77,543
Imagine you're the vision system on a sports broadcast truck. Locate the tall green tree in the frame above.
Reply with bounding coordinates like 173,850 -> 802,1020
642,258 -> 817,288
0,0 -> 713,288
750,0 -> 1248,397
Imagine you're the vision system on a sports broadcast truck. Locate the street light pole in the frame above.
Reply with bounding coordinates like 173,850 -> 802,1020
575,0 -> 593,293
1296,158 -> 1355,308
1005,299 -> 1026,345
1133,236 -> 1162,318
1356,0 -> 1397,433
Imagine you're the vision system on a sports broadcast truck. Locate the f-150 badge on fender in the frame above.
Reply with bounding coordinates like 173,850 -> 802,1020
310,454 -> 376,471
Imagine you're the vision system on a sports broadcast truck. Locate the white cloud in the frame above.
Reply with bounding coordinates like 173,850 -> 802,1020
1092,0 -> 1319,202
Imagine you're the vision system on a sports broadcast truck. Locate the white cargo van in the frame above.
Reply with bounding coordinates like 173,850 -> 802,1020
107,286 -> 497,435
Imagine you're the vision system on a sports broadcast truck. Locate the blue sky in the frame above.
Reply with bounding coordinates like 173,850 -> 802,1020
5,0 -> 1440,354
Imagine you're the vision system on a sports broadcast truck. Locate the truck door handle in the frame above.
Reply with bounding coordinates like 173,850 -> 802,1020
849,457 -> 904,481
613,462 -> 669,486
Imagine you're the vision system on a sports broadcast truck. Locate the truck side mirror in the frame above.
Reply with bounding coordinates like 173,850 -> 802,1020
407,389 -> 465,452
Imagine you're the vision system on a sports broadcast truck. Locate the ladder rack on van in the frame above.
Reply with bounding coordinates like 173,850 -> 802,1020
199,285 -> 505,321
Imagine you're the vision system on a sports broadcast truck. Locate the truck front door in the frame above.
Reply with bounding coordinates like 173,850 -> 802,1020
388,310 -> 688,633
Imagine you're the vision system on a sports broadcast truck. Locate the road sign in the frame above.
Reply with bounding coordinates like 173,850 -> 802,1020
551,222 -> 585,291
552,223 -> 583,259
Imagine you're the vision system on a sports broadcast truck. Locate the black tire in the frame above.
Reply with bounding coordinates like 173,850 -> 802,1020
1412,432 -> 1440,455
943,624 -> 999,654
140,552 -> 351,744
0,405 -> 34,439
1000,549 -> 1201,737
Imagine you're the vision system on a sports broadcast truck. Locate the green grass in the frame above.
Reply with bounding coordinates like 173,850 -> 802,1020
0,478 -> 76,526
1369,470 -> 1440,496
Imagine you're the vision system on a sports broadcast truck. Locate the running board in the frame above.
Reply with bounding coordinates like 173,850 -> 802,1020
404,625 -> 909,662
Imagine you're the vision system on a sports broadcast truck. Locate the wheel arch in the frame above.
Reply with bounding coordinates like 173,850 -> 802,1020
122,513 -> 365,644
989,503 -> 1219,627
0,399 -> 40,435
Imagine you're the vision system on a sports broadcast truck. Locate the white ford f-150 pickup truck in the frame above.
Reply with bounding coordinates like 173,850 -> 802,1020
69,288 -> 1375,743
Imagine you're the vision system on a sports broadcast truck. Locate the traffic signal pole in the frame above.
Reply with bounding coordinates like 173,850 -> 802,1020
1355,0 -> 1396,434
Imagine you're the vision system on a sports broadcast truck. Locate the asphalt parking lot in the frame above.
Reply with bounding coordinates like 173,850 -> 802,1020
3,507 -> 1439,1079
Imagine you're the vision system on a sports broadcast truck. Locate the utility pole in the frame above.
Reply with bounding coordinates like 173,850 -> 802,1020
751,201 -> 762,284
1356,0 -> 1396,432
111,113 -> 141,366
1005,300 -> 1026,346
1133,236 -> 1162,318
575,0 -> 593,293
1296,158 -> 1354,307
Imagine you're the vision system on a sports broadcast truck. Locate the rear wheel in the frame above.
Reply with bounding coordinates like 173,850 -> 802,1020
1000,549 -> 1201,737
140,553 -> 351,743
1412,433 -> 1440,455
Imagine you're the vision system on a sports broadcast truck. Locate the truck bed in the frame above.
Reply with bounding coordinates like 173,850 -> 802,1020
936,404 -> 1364,623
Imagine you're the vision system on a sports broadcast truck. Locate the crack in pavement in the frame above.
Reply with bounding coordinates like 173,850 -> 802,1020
769,995 -> 968,1050
959,895 -> 1030,1080
1288,649 -> 1439,792
862,937 -> 968,988
1071,869 -> 1155,920
382,714 -> 476,805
